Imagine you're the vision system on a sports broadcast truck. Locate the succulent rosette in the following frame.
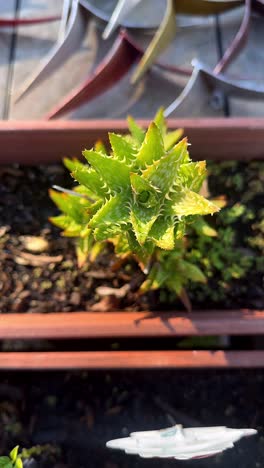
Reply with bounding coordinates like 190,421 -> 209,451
50,109 -> 219,300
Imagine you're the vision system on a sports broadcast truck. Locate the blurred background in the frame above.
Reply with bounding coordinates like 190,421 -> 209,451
0,0 -> 264,120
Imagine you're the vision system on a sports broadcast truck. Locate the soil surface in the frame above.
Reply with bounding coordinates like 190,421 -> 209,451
0,370 -> 262,468
0,161 -> 263,313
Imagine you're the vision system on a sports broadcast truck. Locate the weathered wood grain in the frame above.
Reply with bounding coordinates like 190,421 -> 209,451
0,310 -> 263,340
1,350 -> 264,369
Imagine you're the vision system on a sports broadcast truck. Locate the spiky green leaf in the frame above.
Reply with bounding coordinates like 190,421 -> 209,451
171,188 -> 220,217
127,115 -> 145,146
140,263 -> 169,292
63,157 -> 85,172
130,173 -> 160,244
76,235 -> 92,267
72,167 -> 108,199
149,216 -> 175,249
193,218 -> 218,237
130,208 -> 158,245
49,190 -> 91,224
154,107 -> 167,135
142,138 -> 188,195
83,150 -> 130,192
109,132 -> 136,165
179,260 -> 207,283
89,195 -> 129,240
135,122 -> 164,168
95,140 -> 107,154
49,215 -> 82,237
127,231 -> 154,270
178,160 -> 207,192
111,234 -> 130,257
130,173 -> 159,208
164,128 -> 184,151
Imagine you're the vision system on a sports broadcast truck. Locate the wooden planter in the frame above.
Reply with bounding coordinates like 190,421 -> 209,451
1,118 -> 264,370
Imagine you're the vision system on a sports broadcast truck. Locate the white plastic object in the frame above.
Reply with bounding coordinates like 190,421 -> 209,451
107,424 -> 257,460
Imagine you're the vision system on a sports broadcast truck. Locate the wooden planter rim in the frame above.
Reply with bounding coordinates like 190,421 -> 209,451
1,118 -> 264,164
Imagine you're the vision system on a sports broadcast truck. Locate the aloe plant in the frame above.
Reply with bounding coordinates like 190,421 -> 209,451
50,109 -> 219,301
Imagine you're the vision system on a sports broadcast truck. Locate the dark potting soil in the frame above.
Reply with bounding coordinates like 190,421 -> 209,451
0,369 -> 263,468
0,161 -> 263,313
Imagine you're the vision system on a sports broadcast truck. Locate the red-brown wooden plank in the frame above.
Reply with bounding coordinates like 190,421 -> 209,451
1,350 -> 264,370
0,119 -> 264,164
0,310 -> 263,340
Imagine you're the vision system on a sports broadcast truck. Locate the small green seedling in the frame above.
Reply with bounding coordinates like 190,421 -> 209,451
50,109 -> 219,304
0,446 -> 23,468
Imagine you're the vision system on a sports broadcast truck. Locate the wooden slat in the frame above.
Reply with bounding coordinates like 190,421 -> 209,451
0,118 -> 264,164
1,350 -> 264,369
0,310 -> 263,340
